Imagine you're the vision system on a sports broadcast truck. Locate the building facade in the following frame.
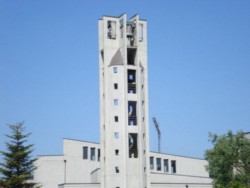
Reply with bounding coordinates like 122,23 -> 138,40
34,139 -> 212,188
33,14 -> 213,188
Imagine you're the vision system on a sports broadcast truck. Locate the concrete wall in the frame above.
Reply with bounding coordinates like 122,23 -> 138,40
63,139 -> 100,184
34,139 -> 100,188
34,155 -> 64,188
34,139 -> 213,188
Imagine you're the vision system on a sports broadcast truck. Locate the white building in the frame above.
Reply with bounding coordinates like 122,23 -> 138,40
34,139 -> 212,188
33,14 -> 213,188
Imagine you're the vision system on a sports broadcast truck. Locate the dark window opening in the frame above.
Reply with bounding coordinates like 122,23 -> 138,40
115,166 -> 119,173
164,159 -> 169,172
98,149 -> 100,161
90,148 -> 95,161
126,23 -> 136,47
114,116 -> 119,122
107,20 -> 116,39
83,146 -> 88,159
128,101 -> 137,125
114,83 -> 118,89
127,48 -> 136,65
156,158 -> 161,171
129,133 -> 138,158
101,51 -> 104,62
171,160 -> 176,173
128,70 -> 136,94
150,157 -> 154,170
115,149 -> 119,155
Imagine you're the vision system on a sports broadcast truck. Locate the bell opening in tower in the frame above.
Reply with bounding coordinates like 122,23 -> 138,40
128,133 -> 138,158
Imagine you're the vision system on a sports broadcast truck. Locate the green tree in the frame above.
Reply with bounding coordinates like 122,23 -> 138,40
205,131 -> 250,188
0,122 -> 37,188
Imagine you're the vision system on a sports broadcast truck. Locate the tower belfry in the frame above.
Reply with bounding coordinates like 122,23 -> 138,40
98,14 -> 150,188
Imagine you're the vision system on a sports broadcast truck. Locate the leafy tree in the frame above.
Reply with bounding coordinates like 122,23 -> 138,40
205,130 -> 250,188
0,122 -> 37,188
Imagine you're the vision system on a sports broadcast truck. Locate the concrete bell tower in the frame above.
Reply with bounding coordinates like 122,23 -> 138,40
98,14 -> 150,188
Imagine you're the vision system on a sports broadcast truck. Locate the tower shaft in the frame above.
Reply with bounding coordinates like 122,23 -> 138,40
98,14 -> 150,188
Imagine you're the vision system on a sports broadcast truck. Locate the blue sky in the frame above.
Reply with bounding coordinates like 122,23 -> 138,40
0,0 -> 249,160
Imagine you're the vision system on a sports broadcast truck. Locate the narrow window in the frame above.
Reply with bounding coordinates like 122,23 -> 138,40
128,101 -> 137,125
114,116 -> 119,122
164,159 -> 169,173
127,49 -> 136,65
90,147 -> 95,161
114,83 -> 118,89
98,149 -> 100,161
114,99 -> 118,106
129,133 -> 138,158
114,132 -> 119,139
115,149 -> 119,155
113,67 -> 118,73
107,20 -> 116,39
156,158 -> 162,171
128,69 -> 136,94
150,157 -> 154,170
120,19 -> 123,38
115,166 -> 119,173
171,160 -> 176,173
101,51 -> 104,62
139,23 -> 143,42
83,146 -> 88,159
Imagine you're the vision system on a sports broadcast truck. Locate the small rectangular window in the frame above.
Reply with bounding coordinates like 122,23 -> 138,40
114,99 -> 118,106
113,67 -> 118,73
114,83 -> 118,89
90,148 -> 95,161
115,149 -> 119,155
114,132 -> 119,139
150,157 -> 154,170
164,159 -> 169,173
115,166 -> 119,173
156,158 -> 162,171
171,160 -> 176,173
83,146 -> 88,159
114,116 -> 119,122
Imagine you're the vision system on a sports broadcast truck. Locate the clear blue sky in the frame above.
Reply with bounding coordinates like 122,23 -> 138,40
0,0 -> 249,160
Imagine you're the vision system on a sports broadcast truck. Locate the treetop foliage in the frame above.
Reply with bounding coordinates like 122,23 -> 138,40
205,130 -> 250,188
0,122 -> 37,188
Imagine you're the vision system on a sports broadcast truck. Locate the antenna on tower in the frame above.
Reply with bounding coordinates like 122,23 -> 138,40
152,117 -> 161,153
